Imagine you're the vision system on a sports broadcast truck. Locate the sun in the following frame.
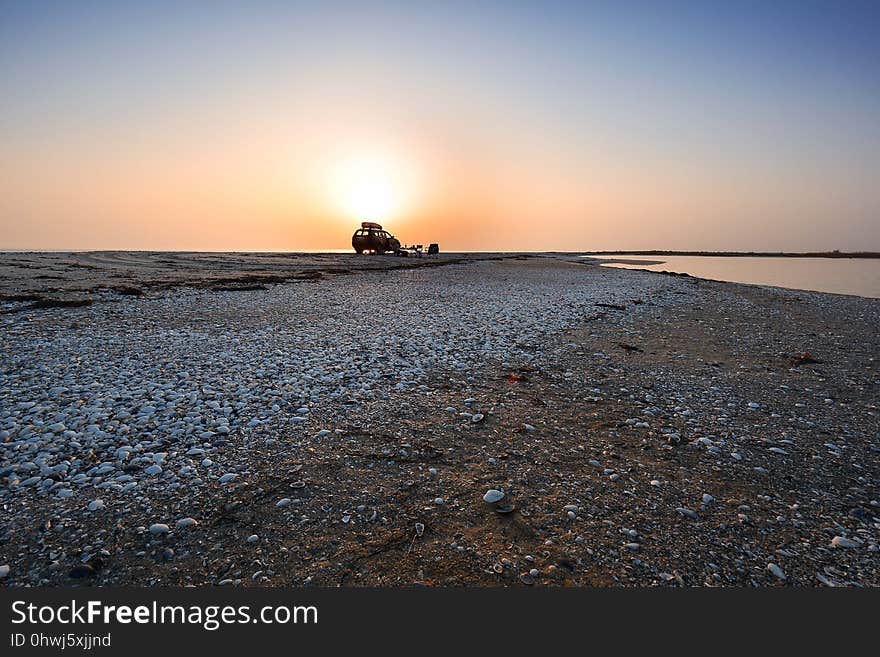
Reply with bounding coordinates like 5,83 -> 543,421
347,173 -> 394,222
326,151 -> 416,223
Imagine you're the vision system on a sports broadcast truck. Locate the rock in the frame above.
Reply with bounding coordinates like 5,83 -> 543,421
246,534 -> 259,543
276,498 -> 291,507
144,464 -> 162,476
69,564 -> 96,579
414,522 -> 425,537
676,507 -> 698,520
218,473 -> 237,484
149,523 -> 170,535
831,536 -> 860,549
471,413 -> 484,423
483,489 -> 504,503
0,564 -> 9,578
767,563 -> 786,580
176,517 -> 198,528
701,494 -> 715,505
87,499 -> 105,512
523,423 -> 535,431
433,497 -> 445,505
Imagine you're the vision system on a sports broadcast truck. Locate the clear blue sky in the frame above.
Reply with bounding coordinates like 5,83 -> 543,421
2,0 -> 878,250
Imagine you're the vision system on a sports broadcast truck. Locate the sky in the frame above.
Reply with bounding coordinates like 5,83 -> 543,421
1,0 -> 879,252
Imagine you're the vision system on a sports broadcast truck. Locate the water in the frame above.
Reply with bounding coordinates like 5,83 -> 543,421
587,255 -> 880,299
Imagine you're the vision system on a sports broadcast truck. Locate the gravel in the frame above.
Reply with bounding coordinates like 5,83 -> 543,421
0,254 -> 877,587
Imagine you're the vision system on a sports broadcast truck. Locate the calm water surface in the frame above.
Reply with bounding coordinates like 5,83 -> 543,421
589,255 -> 880,299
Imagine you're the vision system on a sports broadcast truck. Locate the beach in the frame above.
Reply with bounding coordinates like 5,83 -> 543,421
0,253 -> 878,586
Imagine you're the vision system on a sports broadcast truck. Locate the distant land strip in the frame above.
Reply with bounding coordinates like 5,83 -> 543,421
581,250 -> 880,259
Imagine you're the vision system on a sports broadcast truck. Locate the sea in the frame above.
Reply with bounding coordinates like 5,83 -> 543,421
587,255 -> 880,299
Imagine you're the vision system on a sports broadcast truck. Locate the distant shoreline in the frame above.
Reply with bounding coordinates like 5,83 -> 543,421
3,249 -> 879,258
582,250 -> 880,259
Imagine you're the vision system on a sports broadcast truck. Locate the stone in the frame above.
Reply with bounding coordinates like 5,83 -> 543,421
831,536 -> 860,549
69,564 -> 96,579
767,563 -> 785,580
149,523 -> 170,535
176,518 -> 198,528
483,489 -> 504,503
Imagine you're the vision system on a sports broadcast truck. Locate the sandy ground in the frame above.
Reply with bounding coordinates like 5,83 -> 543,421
0,254 -> 878,587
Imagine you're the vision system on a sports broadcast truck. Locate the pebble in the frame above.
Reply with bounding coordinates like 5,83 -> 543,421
149,523 -> 169,535
276,498 -> 292,507
676,507 -> 698,520
69,564 -> 96,579
483,489 -> 504,503
831,536 -> 860,549
144,464 -> 162,476
0,564 -> 9,578
767,563 -> 786,580
176,517 -> 198,528
87,499 -> 106,512
218,473 -> 237,484
247,534 -> 259,543
471,413 -> 484,423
